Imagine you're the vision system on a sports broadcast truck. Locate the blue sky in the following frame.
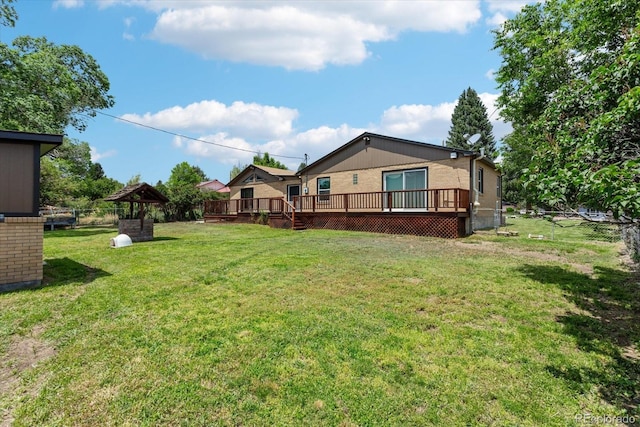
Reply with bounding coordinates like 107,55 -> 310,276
3,0 -> 526,185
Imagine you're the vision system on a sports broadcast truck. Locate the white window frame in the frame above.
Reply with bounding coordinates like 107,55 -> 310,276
382,168 -> 428,211
317,177 -> 330,202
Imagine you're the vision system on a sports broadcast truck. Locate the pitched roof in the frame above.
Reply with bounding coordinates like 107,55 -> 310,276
298,132 -> 478,175
227,164 -> 297,187
251,165 -> 297,176
196,179 -> 230,193
104,182 -> 169,204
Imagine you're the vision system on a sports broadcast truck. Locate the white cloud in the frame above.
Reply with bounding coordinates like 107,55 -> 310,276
486,12 -> 509,27
485,68 -> 496,80
377,93 -> 511,144
477,92 -> 512,141
120,100 -> 299,139
168,125 -> 363,172
378,102 -> 457,145
150,5 -> 390,71
122,93 -> 512,173
53,0 -> 84,9
97,1 -> 482,71
121,16 -> 136,40
486,1 -> 530,14
485,0 -> 532,28
172,133 -> 257,167
90,146 -> 117,162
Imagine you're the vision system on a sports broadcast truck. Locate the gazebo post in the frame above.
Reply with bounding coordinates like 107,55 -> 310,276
139,202 -> 144,230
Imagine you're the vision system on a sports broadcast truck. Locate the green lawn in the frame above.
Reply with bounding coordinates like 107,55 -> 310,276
1,221 -> 638,426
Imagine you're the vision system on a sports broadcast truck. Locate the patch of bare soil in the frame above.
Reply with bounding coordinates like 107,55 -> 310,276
453,240 -> 595,276
0,325 -> 56,427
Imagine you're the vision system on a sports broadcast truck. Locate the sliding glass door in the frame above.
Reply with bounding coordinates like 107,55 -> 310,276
383,169 -> 427,210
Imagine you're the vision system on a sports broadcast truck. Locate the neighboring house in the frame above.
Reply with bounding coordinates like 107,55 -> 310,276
227,164 -> 299,204
196,179 -> 230,194
206,132 -> 501,237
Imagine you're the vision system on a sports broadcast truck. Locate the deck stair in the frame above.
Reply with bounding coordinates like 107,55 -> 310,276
292,216 -> 306,231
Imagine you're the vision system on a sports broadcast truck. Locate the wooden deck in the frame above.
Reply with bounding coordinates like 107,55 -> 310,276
204,188 -> 471,238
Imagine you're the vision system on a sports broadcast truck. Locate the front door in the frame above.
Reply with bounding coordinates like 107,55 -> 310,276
287,185 -> 300,209
240,188 -> 254,212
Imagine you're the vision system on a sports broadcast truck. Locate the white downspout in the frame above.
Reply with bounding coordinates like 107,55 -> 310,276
472,147 -> 485,232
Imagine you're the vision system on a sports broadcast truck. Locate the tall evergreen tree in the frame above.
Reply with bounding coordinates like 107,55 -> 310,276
445,87 -> 497,160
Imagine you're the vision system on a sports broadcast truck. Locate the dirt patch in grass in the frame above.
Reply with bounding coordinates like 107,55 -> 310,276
454,240 -> 595,276
0,325 -> 56,427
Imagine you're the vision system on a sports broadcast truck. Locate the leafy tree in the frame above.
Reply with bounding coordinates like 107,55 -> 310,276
0,0 -> 17,28
127,174 -> 142,186
2,1 -> 119,209
229,163 -> 246,180
0,35 -> 114,133
445,87 -> 497,160
498,126 -> 536,206
493,0 -> 640,220
165,162 -> 208,221
252,152 -> 288,170
49,138 -> 93,179
40,138 -> 121,206
40,157 -> 68,207
229,153 -> 289,180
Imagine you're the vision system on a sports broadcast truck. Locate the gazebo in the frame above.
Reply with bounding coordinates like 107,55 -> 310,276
105,182 -> 169,242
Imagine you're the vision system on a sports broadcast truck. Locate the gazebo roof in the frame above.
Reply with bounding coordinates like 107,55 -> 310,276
105,182 -> 169,204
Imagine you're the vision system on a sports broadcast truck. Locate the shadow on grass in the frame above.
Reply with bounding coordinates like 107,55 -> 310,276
147,236 -> 180,242
518,264 -> 640,413
42,257 -> 111,288
1,258 -> 111,294
44,226 -> 117,238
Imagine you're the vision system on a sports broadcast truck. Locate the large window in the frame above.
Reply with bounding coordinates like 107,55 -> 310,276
317,177 -> 330,201
383,168 -> 427,210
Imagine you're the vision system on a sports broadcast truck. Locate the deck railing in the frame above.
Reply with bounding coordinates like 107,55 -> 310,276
204,197 -> 285,215
204,188 -> 469,216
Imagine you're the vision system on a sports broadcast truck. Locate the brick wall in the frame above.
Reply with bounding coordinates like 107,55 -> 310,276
0,216 -> 45,291
305,159 -> 472,195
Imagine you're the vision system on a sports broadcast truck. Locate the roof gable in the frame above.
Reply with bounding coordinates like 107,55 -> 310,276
299,132 -> 476,175
227,164 -> 296,187
104,182 -> 169,204
197,179 -> 230,192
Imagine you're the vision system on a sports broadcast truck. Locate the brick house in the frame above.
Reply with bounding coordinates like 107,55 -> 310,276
205,132 -> 501,237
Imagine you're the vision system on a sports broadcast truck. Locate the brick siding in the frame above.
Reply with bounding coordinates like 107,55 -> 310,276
0,216 -> 45,291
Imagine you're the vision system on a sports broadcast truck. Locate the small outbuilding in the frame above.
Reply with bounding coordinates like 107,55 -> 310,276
105,182 -> 169,242
0,129 -> 63,292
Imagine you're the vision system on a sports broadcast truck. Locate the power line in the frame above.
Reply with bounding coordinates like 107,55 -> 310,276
93,110 -> 305,161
